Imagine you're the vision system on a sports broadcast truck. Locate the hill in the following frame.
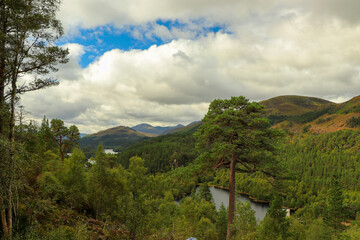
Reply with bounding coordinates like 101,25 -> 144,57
80,126 -> 153,150
117,121 -> 201,173
260,95 -> 335,116
80,95 -> 360,154
266,95 -> 360,134
131,123 -> 184,135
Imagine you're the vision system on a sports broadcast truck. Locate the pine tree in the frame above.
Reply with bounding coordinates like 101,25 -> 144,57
195,96 -> 283,240
325,176 -> 346,231
198,183 -> 213,203
257,195 -> 289,240
216,204 -> 228,240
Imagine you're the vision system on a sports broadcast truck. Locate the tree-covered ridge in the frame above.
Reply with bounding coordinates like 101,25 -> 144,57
117,122 -> 200,173
212,130 -> 360,218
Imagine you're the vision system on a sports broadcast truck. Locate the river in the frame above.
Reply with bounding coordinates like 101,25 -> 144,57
205,186 -> 269,222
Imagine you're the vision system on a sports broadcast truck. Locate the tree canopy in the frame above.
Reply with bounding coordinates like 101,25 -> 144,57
195,96 -> 283,239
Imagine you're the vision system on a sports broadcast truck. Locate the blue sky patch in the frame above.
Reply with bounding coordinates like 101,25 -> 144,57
58,21 -> 228,68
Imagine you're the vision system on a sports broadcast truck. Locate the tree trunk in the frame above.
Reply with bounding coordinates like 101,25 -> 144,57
60,136 -> 64,163
7,194 -> 12,234
0,2 -> 7,135
1,209 -> 9,237
226,150 -> 236,240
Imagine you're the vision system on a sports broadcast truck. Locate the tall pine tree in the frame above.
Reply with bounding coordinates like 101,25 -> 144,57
195,96 -> 282,240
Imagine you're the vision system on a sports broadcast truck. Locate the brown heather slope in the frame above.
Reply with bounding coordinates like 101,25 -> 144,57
260,95 -> 335,116
267,95 -> 360,134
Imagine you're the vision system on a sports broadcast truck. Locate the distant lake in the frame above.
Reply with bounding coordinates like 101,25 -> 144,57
200,186 -> 269,222
104,149 -> 118,154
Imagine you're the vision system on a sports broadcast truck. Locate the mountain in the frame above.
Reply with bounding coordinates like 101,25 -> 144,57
264,95 -> 360,134
79,95 -> 360,153
80,126 -> 153,150
260,95 -> 335,116
161,121 -> 202,135
131,123 -> 184,135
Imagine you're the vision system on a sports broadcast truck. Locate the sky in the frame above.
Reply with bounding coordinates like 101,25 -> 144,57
21,0 -> 360,134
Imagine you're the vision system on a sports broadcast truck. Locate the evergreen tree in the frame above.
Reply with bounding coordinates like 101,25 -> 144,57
325,176 -> 346,231
198,183 -> 213,203
231,201 -> 257,239
50,119 -> 80,162
257,195 -> 289,240
50,119 -> 69,163
0,1 -> 68,234
88,144 -> 126,219
216,204 -> 228,240
195,96 -> 282,240
61,148 -> 87,209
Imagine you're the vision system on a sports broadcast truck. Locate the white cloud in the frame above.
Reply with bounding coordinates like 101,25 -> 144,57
20,0 -> 360,133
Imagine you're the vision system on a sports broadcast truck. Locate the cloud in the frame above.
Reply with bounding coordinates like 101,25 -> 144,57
301,0 -> 360,24
55,43 -> 85,80
59,0 -> 360,33
20,0 -> 360,133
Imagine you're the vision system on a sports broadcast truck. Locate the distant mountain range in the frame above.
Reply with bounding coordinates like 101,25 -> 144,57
80,123 -> 188,150
131,123 -> 184,135
80,95 -> 360,150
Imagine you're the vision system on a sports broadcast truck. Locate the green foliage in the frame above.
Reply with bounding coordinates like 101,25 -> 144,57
231,202 -> 257,240
303,125 -> 311,133
347,116 -> 360,128
61,148 -> 87,208
174,196 -> 217,239
216,204 -> 228,240
304,218 -> 333,240
287,218 -> 306,240
316,117 -> 334,124
195,96 -> 283,181
117,125 -> 199,173
198,183 -> 214,203
39,171 -> 64,201
50,119 -> 80,161
257,195 -> 289,240
324,176 -> 346,231
0,136 -> 12,201
267,106 -> 334,125
88,145 -> 127,220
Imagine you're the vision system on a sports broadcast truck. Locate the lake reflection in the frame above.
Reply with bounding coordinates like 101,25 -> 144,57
208,186 -> 269,222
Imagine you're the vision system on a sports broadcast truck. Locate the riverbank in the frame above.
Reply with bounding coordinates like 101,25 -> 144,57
208,184 -> 271,203
208,184 -> 296,211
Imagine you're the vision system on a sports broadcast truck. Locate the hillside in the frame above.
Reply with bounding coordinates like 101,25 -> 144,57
131,123 -> 184,135
260,95 -> 335,116
161,121 -> 201,135
80,126 -> 153,150
267,95 -> 360,134
117,121 -> 201,173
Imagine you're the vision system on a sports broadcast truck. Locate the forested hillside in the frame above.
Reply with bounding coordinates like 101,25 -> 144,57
80,126 -> 153,150
131,123 -> 184,135
117,122 -> 200,173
